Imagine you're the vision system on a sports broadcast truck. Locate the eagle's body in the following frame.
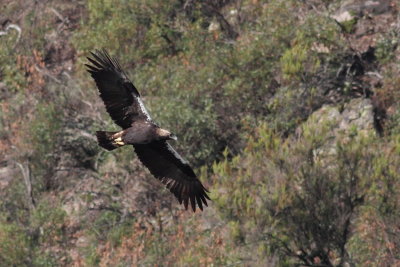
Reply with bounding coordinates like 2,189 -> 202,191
86,49 -> 209,211
121,121 -> 176,145
96,120 -> 176,149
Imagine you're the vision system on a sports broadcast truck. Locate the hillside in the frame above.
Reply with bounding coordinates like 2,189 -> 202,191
0,0 -> 399,266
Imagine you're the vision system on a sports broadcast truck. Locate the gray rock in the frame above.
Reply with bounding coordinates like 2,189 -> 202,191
335,0 -> 392,18
339,98 -> 375,134
307,98 -> 375,136
332,10 -> 355,23
0,164 -> 16,189
299,98 -> 376,158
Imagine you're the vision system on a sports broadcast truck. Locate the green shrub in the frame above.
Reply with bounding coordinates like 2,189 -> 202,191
26,102 -> 62,190
347,134 -> 400,265
375,30 -> 399,64
0,27 -> 26,92
0,220 -> 30,266
211,122 -> 387,265
30,200 -> 67,245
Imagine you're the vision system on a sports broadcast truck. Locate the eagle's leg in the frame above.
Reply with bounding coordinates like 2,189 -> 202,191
96,131 -> 125,150
113,137 -> 125,146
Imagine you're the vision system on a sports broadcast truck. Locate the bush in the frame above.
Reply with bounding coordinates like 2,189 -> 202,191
0,219 -> 30,266
24,102 -> 61,190
211,122 -> 394,265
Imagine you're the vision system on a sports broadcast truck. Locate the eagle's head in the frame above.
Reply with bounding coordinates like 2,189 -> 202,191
156,128 -> 178,141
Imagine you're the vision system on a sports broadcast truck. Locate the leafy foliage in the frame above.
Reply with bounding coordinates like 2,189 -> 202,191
0,219 -> 30,266
212,123 -> 399,265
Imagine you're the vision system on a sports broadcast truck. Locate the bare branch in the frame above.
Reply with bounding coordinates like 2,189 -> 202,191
16,162 -> 35,210
0,23 -> 22,45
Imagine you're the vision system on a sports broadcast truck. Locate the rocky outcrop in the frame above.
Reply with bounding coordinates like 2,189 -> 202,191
308,98 -> 375,136
299,98 -> 376,157
332,0 -> 393,24
332,0 -> 397,52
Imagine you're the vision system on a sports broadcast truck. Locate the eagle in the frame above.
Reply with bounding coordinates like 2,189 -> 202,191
86,49 -> 210,212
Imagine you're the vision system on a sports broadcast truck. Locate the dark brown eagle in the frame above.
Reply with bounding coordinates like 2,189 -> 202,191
86,49 -> 209,212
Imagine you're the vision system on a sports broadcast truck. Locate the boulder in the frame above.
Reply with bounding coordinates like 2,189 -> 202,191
334,0 -> 392,19
299,98 -> 376,157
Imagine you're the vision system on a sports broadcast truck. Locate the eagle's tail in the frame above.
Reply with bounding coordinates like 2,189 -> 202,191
96,131 -> 124,151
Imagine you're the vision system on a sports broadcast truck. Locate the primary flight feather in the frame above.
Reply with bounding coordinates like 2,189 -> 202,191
86,49 -> 210,212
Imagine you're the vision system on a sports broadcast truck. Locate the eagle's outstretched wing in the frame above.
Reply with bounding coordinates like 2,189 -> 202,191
134,141 -> 210,212
86,49 -> 152,129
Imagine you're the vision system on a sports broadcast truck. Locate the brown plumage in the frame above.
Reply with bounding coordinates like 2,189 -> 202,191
86,49 -> 210,212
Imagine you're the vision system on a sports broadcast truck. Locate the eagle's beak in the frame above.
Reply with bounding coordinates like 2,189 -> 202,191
169,133 -> 178,141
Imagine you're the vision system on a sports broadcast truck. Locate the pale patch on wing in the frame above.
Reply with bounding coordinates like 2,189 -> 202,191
137,96 -> 152,121
86,49 -> 153,128
165,142 -> 190,165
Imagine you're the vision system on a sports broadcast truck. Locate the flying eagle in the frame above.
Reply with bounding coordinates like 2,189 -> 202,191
86,49 -> 210,212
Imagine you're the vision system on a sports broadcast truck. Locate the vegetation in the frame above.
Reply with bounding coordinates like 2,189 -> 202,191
0,0 -> 399,266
